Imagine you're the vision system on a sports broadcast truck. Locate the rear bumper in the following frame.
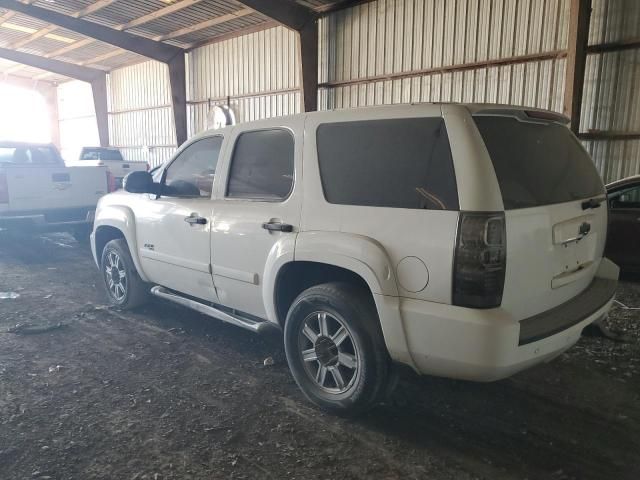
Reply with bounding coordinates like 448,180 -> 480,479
0,207 -> 95,232
393,258 -> 619,381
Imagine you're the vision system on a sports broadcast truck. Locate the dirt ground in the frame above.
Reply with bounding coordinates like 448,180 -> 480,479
0,233 -> 639,480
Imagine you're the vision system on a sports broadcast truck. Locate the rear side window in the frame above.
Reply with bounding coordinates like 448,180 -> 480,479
227,129 -> 294,201
474,116 -> 604,209
316,118 -> 458,210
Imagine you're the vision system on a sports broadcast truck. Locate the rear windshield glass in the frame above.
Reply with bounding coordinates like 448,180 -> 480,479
316,118 -> 458,210
0,146 -> 61,165
81,148 -> 123,161
474,116 -> 604,209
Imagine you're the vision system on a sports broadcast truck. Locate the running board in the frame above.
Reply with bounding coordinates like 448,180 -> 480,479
150,286 -> 278,334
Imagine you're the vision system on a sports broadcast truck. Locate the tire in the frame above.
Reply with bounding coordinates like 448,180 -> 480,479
284,282 -> 390,415
100,238 -> 148,309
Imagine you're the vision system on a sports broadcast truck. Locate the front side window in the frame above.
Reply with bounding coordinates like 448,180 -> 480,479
609,184 -> 640,209
226,129 -> 295,201
316,118 -> 458,210
163,136 -> 222,198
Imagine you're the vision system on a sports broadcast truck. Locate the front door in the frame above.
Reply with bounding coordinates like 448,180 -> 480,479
210,122 -> 303,318
136,135 -> 223,302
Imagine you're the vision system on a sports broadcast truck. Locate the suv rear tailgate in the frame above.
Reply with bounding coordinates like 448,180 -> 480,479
473,111 -> 609,320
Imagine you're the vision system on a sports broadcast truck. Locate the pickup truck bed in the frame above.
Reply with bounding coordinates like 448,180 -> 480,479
0,142 -> 108,235
73,147 -> 148,189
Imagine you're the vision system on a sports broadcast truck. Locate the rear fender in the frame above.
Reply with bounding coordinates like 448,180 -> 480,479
292,232 -> 417,369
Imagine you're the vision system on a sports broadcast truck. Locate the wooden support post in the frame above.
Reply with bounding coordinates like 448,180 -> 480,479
299,21 -> 318,112
237,0 -> 318,112
168,54 -> 188,146
564,0 -> 592,134
90,74 -> 110,147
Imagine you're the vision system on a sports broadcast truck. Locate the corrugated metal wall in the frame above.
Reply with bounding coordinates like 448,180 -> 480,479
107,60 -> 177,168
186,26 -> 301,136
318,0 -> 569,112
57,79 -> 99,162
581,0 -> 640,183
318,0 -> 639,182
98,0 -> 637,180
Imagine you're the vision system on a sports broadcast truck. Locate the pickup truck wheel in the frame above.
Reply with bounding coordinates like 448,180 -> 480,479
284,282 -> 389,415
101,239 -> 148,309
71,225 -> 91,244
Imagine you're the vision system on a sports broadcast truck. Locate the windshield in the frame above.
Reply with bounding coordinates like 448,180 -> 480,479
81,148 -> 123,161
0,145 -> 61,165
474,115 -> 604,209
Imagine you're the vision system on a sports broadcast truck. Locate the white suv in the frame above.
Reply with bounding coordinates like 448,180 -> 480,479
90,104 -> 619,414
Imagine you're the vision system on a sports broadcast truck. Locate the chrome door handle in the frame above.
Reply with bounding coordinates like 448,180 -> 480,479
262,221 -> 293,232
185,213 -> 207,225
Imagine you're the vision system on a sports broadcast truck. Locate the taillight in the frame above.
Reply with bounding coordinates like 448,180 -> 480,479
452,212 -> 506,309
0,173 -> 8,203
106,170 -> 116,193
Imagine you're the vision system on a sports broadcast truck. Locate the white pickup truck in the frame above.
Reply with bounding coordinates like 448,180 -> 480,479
91,104 -> 618,414
0,141 -> 109,241
76,147 -> 148,189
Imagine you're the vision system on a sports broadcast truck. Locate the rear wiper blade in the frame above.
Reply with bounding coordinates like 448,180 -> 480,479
581,198 -> 603,210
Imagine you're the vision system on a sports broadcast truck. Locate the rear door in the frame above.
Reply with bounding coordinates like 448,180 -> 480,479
210,122 -> 302,318
473,112 -> 607,319
606,182 -> 640,270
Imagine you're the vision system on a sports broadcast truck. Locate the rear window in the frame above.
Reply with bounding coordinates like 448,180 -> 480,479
0,146 -> 61,165
80,148 -> 123,161
474,116 -> 604,209
316,118 -> 458,210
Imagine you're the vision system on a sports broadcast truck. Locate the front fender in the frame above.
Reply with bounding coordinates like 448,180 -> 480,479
93,204 -> 149,282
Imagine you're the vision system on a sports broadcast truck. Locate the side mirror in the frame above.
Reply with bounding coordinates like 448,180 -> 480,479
123,171 -> 156,194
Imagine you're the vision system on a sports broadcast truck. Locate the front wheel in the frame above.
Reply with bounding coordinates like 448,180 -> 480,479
284,282 -> 390,415
100,238 -> 148,309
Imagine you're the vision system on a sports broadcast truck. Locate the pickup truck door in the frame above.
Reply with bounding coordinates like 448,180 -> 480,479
210,122 -> 303,318
135,136 -> 223,302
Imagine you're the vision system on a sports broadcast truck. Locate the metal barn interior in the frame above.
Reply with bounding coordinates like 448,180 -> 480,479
0,0 -> 638,182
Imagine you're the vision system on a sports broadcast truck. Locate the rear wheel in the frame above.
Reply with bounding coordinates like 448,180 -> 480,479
284,282 -> 390,415
101,238 -> 148,309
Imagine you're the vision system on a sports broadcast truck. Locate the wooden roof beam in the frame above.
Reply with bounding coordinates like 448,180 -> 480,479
118,0 -> 203,30
0,0 -> 184,63
154,7 -> 254,41
0,0 -> 188,144
236,0 -> 316,31
236,1 -> 318,112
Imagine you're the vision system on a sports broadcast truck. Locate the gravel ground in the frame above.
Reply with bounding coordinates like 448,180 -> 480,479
0,232 -> 638,480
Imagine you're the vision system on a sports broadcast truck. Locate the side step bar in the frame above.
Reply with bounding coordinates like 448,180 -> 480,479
150,286 -> 279,334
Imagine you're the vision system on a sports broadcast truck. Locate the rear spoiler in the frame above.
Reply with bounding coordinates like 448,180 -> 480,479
472,108 -> 570,125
